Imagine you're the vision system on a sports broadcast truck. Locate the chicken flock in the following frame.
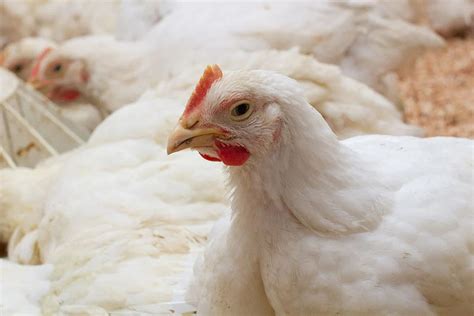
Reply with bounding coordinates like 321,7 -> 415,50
0,0 -> 473,315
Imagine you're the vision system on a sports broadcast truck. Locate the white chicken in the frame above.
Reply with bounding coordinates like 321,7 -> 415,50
166,66 -> 474,315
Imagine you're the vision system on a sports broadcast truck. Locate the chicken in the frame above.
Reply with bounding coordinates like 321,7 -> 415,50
0,37 -> 56,81
167,65 -> 474,315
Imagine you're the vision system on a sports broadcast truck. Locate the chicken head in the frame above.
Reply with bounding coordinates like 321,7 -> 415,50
167,65 -> 293,166
28,47 -> 88,102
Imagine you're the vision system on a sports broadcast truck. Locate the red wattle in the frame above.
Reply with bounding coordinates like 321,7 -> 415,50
215,140 -> 250,166
199,153 -> 222,162
50,88 -> 81,102
58,89 -> 81,101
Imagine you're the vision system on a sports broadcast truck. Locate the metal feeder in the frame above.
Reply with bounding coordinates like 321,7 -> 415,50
0,68 -> 91,168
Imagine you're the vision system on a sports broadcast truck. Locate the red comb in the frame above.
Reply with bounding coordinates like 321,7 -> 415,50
183,64 -> 223,116
30,47 -> 52,79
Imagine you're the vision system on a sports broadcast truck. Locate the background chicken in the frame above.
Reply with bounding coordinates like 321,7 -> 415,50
167,66 -> 473,315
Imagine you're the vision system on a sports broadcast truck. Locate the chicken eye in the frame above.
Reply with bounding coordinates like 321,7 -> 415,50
230,102 -> 252,121
52,63 -> 62,72
12,64 -> 23,73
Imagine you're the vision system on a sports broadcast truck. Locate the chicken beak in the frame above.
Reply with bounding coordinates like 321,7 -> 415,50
167,120 -> 223,155
28,78 -> 45,89
28,78 -> 54,96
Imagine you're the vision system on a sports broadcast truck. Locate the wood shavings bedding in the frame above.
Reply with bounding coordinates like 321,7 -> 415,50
399,37 -> 474,138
